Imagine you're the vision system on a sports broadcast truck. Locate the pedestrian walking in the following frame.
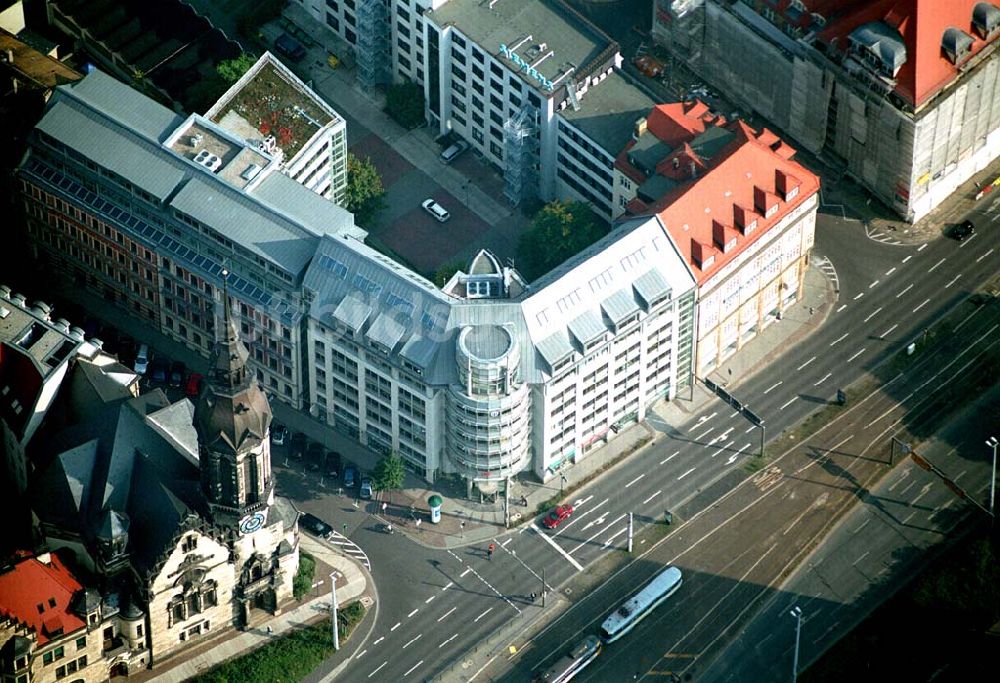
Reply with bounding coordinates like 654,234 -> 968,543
487,542 -> 495,560
382,501 -> 388,513
266,625 -> 273,635
529,592 -> 536,603
415,519 -> 421,531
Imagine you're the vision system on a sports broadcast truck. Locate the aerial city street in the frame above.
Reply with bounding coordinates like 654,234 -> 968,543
0,1 -> 998,682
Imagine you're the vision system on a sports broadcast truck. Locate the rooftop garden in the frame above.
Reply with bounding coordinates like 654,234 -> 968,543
217,61 -> 331,160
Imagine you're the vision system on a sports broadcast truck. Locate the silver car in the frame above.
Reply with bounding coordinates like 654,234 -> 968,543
422,198 -> 450,222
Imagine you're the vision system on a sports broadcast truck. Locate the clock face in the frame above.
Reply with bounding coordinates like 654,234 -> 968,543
239,511 -> 267,535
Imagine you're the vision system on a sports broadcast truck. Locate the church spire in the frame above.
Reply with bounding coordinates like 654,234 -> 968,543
209,269 -> 251,391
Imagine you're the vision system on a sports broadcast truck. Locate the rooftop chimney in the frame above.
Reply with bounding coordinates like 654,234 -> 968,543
633,116 -> 648,140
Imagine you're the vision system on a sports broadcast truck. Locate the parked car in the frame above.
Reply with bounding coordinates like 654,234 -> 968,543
422,198 -> 450,222
150,357 -> 170,384
168,361 -> 186,388
300,513 -> 333,538
307,442 -> 324,471
275,33 -> 307,61
184,372 -> 204,398
133,344 -> 150,375
290,432 -> 307,459
118,336 -> 137,366
343,465 -> 358,489
542,504 -> 574,530
359,477 -> 374,499
440,140 -> 468,163
271,423 -> 289,447
950,219 -> 975,241
325,450 -> 341,478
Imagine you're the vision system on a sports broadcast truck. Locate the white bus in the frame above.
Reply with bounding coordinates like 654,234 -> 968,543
599,566 -> 683,643
533,635 -> 602,683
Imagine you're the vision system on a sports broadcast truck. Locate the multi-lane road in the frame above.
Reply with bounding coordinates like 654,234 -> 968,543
323,194 -> 1000,682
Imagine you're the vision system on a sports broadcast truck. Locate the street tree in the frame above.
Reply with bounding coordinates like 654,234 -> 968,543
385,82 -> 425,130
216,54 -> 258,85
344,153 -> 386,228
372,453 -> 406,504
516,200 -> 607,282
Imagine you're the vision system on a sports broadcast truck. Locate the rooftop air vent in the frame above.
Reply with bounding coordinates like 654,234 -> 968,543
258,135 -> 277,154
69,326 -> 86,341
52,318 -> 71,333
191,133 -> 204,148
193,149 -> 222,172
0,284 -> 11,300
241,163 -> 262,182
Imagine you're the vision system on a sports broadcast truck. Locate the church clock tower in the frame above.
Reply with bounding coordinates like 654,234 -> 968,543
194,271 -> 274,532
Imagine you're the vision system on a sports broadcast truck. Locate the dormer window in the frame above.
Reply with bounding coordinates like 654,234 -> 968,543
972,3 -> 1000,40
942,27 -> 974,65
765,203 -> 779,219
786,185 -> 799,201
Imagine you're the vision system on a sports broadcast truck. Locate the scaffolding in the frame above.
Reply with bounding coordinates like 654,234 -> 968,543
356,0 -> 390,87
503,104 -> 537,206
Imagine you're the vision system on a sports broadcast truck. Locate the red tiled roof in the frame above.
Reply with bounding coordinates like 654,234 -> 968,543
0,552 -> 86,645
814,0 -> 1000,107
654,122 -> 820,285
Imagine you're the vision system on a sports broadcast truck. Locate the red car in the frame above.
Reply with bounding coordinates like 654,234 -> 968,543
542,504 -> 574,529
184,372 -> 204,398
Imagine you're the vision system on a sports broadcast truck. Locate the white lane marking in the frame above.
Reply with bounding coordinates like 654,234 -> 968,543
531,523 -> 584,571
976,248 -> 994,263
863,306 -> 883,323
958,233 -> 977,248
780,397 -> 797,410
814,373 -> 831,386
853,519 -> 870,534
356,649 -> 368,660
572,514 -> 627,554
902,254 -> 913,263
474,607 -> 493,623
642,490 -> 662,505
853,551 -> 870,566
869,279 -> 880,289
928,258 -> 945,272
917,243 -> 928,251
677,467 -> 696,480
558,498 -> 608,535
403,634 -> 422,649
847,348 -> 866,363
879,324 -> 898,338
368,661 -> 387,678
913,298 -> 930,313
797,357 -> 816,371
836,304 -> 847,313
391,622 -> 401,631
884,267 -> 896,276
571,494 -> 594,508
745,425 -> 756,434
601,526 -> 629,549
437,607 -> 457,622
424,595 -> 435,604
407,608 -> 419,618
625,473 -> 645,488
829,333 -> 848,346
896,283 -> 913,298
439,634 -> 458,649
660,450 -> 680,465
403,660 -> 424,677
501,537 -> 513,548
695,411 -> 717,426
460,568 -> 471,578
727,443 -> 753,465
945,274 -> 961,288
764,381 -> 783,394
442,581 -> 453,591
695,426 -> 715,441
373,636 -> 385,646
853,292 -> 864,300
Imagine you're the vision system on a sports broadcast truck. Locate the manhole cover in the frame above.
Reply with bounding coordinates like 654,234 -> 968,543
564,588 -> 572,595
360,596 -> 374,608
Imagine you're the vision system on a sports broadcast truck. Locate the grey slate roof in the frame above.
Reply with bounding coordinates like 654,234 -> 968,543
367,312 -> 407,351
253,171 -> 356,239
62,69 -> 183,143
561,71 -> 657,156
37,100 -> 186,201
632,268 -> 672,306
567,309 -> 605,346
601,288 -> 640,327
536,330 -> 574,367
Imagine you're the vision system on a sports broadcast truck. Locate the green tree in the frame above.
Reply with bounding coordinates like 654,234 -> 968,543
344,153 -> 386,227
372,453 -> 406,504
516,200 -> 608,282
384,82 -> 425,129
216,53 -> 257,85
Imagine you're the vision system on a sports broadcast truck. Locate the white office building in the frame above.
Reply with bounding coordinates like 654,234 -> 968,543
303,215 -> 696,493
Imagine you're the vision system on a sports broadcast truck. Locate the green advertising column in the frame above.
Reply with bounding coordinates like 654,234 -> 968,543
428,494 -> 443,524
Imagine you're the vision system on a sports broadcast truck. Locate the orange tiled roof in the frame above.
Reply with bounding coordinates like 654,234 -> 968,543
814,0 -> 1000,107
0,553 -> 86,645
654,122 -> 821,285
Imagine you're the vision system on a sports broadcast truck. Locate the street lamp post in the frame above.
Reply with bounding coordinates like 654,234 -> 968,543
560,475 -> 567,493
987,437 -> 998,519
330,572 -> 340,651
789,606 -> 802,683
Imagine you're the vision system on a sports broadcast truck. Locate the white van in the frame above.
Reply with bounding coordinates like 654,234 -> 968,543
134,344 -> 150,375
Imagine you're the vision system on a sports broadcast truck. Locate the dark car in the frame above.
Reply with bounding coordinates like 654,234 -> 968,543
950,219 -> 975,241
117,336 -> 137,366
168,361 -> 186,388
541,504 -> 574,530
306,442 -> 324,471
290,432 -> 307,459
300,512 -> 333,538
271,423 -> 288,447
275,33 -> 307,61
324,450 -> 341,478
343,465 -> 358,489
150,357 -> 170,384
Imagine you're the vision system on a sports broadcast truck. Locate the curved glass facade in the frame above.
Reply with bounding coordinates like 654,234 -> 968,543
447,325 -> 531,480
